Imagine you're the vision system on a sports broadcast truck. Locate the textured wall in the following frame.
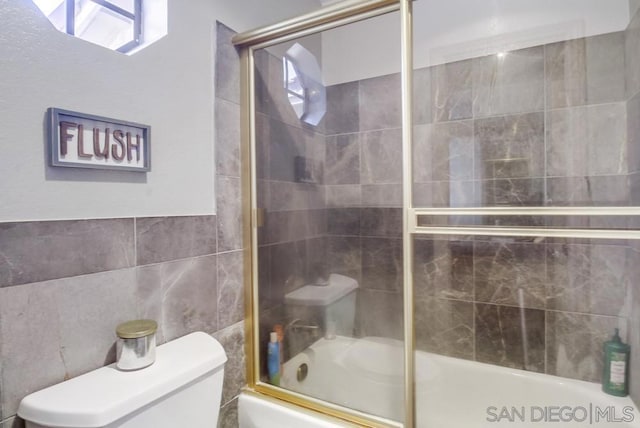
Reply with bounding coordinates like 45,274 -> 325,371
0,0 -> 320,223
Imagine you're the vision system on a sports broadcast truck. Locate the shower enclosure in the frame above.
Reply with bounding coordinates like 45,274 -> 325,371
232,0 -> 640,426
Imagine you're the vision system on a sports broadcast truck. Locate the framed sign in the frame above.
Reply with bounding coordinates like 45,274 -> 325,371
48,108 -> 151,172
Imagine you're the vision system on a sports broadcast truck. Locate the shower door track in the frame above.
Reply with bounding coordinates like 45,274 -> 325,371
411,207 -> 640,240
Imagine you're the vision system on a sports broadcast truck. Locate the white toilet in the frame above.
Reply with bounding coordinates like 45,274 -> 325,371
285,273 -> 358,338
18,332 -> 227,428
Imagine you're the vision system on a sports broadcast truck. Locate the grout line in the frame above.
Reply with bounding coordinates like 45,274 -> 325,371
133,217 -> 138,267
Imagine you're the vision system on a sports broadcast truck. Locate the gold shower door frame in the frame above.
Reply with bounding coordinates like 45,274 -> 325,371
233,0 -> 640,426
234,0 -> 415,426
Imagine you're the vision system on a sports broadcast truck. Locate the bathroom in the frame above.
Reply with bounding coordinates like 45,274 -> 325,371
2,0 -> 640,427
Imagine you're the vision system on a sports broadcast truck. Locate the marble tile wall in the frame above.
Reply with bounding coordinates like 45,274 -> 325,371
413,236 -> 629,380
318,24 -> 637,393
214,22 -> 245,428
0,22 -> 246,428
0,213 -> 247,427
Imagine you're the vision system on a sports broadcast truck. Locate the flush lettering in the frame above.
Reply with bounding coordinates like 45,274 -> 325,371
50,108 -> 150,171
58,121 -> 143,161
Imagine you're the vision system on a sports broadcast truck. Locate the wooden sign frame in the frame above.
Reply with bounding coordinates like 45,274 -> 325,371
48,108 -> 151,172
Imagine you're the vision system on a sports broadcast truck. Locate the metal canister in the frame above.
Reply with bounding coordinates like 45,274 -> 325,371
115,319 -> 158,371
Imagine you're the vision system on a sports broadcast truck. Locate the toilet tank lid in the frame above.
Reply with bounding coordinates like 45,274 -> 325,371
285,274 -> 358,306
18,332 -> 227,428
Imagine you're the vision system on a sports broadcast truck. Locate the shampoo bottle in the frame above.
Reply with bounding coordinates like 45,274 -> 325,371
274,324 -> 284,373
267,332 -> 281,386
602,328 -> 630,396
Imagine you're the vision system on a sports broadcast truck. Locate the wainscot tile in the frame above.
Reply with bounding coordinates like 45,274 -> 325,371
217,251 -> 244,329
213,322 -> 246,406
136,255 -> 218,342
1,417 -> 24,428
0,219 -> 134,288
136,216 -> 217,266
217,398 -> 238,428
0,269 -> 138,417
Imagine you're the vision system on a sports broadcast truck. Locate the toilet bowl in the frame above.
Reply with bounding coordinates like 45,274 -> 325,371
18,332 -> 227,428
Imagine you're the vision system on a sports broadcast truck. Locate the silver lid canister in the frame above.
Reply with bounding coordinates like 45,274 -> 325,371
115,319 -> 157,371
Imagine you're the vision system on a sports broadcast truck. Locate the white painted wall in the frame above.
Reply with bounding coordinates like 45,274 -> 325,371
322,0 -> 631,85
0,0 -> 319,222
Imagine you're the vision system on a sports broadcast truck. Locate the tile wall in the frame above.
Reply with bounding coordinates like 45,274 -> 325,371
316,14 -> 639,398
323,26 -> 634,386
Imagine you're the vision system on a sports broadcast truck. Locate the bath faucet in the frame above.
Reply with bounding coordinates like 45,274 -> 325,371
286,319 -> 320,333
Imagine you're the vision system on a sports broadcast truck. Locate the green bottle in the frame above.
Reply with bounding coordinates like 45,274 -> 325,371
602,328 -> 630,397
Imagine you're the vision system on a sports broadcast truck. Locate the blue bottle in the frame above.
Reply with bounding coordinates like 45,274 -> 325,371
267,332 -> 280,386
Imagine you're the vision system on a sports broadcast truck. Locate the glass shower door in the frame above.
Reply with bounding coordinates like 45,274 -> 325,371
249,8 -> 407,426
410,1 -> 640,426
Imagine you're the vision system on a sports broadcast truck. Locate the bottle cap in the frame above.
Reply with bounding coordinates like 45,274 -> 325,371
270,332 -> 278,343
612,328 -> 622,342
274,324 -> 284,340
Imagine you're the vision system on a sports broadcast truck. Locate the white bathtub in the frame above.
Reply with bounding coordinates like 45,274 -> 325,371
240,336 -> 640,427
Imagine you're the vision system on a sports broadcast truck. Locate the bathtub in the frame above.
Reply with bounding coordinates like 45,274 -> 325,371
240,336 -> 640,427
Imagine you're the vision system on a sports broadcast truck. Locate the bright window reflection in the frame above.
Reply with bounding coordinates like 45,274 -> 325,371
32,0 -> 140,52
282,43 -> 326,127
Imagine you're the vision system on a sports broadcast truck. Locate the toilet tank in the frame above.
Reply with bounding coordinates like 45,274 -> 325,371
18,332 -> 227,428
285,274 -> 358,337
